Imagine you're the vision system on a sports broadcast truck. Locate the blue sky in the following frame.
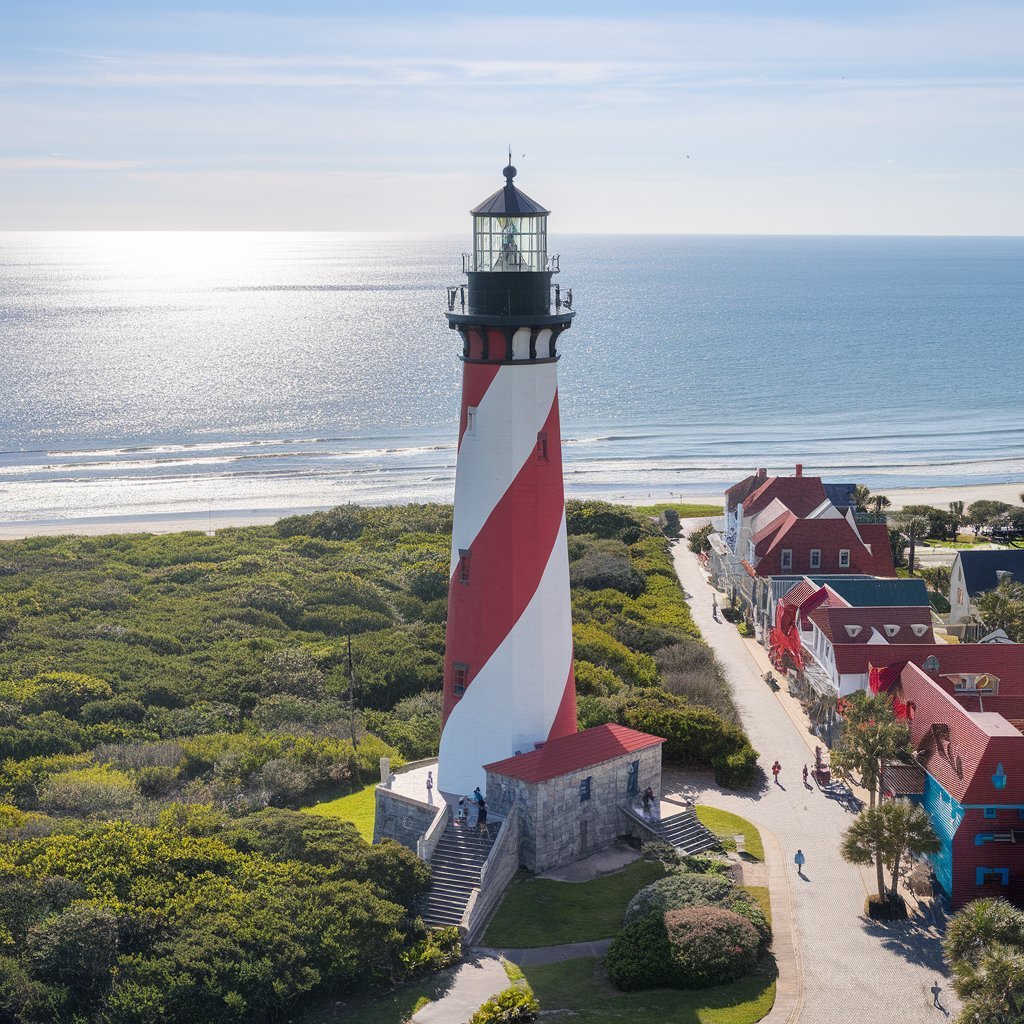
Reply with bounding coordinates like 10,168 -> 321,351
1,0 -> 1022,232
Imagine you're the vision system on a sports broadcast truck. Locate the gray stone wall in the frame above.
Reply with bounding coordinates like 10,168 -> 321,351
487,744 -> 662,873
373,787 -> 439,850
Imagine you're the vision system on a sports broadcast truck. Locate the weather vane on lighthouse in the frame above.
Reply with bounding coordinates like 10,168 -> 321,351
438,163 -> 578,795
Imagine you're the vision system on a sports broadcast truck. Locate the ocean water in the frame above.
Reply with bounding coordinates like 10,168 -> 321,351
0,231 -> 1022,524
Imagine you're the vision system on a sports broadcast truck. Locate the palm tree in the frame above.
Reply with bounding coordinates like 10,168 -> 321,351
852,484 -> 872,513
949,500 -> 964,539
830,691 -> 911,806
842,799 -> 940,906
944,898 -> 1024,1023
894,512 -> 930,575
872,494 -> 891,515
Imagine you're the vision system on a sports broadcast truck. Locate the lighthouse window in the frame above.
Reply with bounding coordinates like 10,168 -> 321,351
466,407 -> 477,436
453,663 -> 468,696
536,432 -> 548,461
579,777 -> 592,802
627,760 -> 639,795
458,548 -> 472,585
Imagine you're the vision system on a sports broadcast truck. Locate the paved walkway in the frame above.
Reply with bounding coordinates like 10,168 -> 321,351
670,535 -> 959,1024
491,938 -> 613,966
411,952 -> 508,1024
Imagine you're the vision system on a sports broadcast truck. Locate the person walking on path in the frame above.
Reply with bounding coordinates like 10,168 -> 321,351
456,796 -> 468,827
473,786 -> 484,805
802,764 -> 809,788
476,798 -> 489,835
795,849 -> 806,878
772,760 -> 782,785
426,770 -> 434,804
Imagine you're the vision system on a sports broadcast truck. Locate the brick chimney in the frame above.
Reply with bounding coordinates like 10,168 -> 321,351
756,467 -> 767,479
795,463 -> 803,477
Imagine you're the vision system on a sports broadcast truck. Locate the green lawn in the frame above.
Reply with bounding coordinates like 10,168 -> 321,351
743,885 -> 771,927
631,502 -> 722,518
483,860 -> 666,948
523,957 -> 776,1024
695,806 -> 764,862
300,782 -> 377,841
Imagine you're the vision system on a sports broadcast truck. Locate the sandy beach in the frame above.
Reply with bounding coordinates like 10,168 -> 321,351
0,479 -> 1021,541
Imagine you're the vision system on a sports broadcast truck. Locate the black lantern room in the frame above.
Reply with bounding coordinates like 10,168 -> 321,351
446,164 -> 574,325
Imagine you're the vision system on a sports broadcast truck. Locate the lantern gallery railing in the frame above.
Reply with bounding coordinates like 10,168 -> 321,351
445,283 -> 574,315
461,252 -> 561,274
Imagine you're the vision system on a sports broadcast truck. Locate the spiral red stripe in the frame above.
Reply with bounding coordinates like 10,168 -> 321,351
442,392 -> 564,726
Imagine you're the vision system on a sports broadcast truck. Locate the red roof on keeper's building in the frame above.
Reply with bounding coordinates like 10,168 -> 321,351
483,724 -> 664,783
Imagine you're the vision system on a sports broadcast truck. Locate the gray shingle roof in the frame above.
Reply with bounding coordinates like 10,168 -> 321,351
957,550 -> 1024,596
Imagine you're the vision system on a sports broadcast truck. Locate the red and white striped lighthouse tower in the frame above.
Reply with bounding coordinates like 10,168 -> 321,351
438,163 -> 577,795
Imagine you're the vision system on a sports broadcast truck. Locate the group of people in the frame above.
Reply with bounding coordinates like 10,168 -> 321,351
455,786 -> 490,834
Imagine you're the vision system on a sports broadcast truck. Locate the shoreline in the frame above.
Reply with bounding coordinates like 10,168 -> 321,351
0,479 -> 1021,541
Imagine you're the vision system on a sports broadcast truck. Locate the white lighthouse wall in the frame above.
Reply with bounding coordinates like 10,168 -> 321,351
438,514 -> 573,796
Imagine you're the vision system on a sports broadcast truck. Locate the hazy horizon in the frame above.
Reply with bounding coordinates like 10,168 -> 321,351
2,1 -> 1023,235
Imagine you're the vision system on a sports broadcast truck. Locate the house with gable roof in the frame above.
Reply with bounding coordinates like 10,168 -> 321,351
948,549 -> 1024,629
885,661 -> 1024,909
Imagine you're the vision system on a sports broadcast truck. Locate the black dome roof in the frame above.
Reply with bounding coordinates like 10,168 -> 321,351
470,164 -> 549,217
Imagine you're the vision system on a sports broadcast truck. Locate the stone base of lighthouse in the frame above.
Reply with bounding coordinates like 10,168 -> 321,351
373,725 -> 666,936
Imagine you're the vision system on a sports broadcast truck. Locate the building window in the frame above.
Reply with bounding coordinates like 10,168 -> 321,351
453,663 -> 468,696
579,776 -> 592,802
780,549 -> 793,571
809,549 -> 821,569
465,406 -> 477,435
976,867 -> 1009,886
536,431 -> 548,461
839,549 -> 851,568
458,548 -> 472,585
984,807 -> 997,819
627,760 -> 639,795
923,655 -> 941,672
957,588 -> 964,606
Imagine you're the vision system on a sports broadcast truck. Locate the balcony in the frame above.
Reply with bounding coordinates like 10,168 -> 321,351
462,252 -> 561,274
445,282 -> 575,316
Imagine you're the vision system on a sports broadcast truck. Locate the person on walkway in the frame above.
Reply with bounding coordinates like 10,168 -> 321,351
711,596 -> 718,620
426,770 -> 434,804
476,798 -> 488,834
642,786 -> 655,817
802,764 -> 809,788
772,760 -> 782,785
794,849 -> 806,877
473,786 -> 484,805
456,796 -> 468,826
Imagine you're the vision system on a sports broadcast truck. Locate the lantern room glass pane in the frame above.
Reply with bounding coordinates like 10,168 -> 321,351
473,214 -> 547,272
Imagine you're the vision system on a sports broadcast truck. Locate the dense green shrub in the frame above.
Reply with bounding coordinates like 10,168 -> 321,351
712,745 -> 760,789
604,912 -> 673,991
469,983 -> 539,1023
663,906 -> 761,988
687,523 -> 714,554
623,873 -> 771,953
401,926 -> 462,974
570,551 -> 646,597
565,501 -> 658,544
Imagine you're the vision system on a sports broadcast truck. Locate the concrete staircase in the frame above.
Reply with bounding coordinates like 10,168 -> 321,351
651,809 -> 719,854
420,821 -> 499,928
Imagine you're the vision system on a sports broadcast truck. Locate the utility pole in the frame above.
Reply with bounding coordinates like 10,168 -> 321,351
347,634 -> 358,749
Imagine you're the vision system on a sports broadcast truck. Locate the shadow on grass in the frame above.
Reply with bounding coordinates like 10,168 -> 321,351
300,965 -> 459,1024
524,954 -> 777,1024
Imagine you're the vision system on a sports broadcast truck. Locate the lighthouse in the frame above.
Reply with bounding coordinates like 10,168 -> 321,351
437,163 -> 578,796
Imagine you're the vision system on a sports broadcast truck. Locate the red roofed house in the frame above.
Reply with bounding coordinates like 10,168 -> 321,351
484,724 -> 665,871
711,466 -> 895,617
889,662 -> 1024,909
